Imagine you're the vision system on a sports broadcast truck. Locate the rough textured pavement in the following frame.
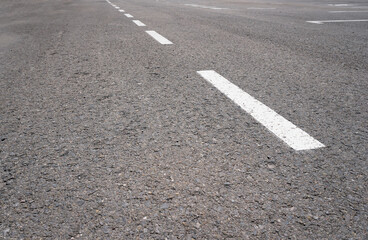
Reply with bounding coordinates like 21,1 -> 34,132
1,0 -> 367,239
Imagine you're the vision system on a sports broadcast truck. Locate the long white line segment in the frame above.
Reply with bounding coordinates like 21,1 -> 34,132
307,19 -> 368,24
329,10 -> 368,13
145,31 -> 173,45
247,7 -> 276,10
197,70 -> 325,151
132,20 -> 146,26
184,4 -> 228,10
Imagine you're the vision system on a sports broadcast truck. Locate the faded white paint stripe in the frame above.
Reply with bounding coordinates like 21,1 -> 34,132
125,13 -> 134,18
119,9 -> 125,12
184,4 -> 228,10
328,4 -> 354,7
132,20 -> 146,26
145,31 -> 173,44
247,7 -> 276,10
307,19 -> 368,24
197,70 -> 325,151
329,10 -> 368,13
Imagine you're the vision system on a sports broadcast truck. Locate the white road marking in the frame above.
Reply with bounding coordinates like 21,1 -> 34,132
132,20 -> 146,26
329,10 -> 368,13
307,19 -> 368,24
328,4 -> 354,7
247,7 -> 276,10
326,4 -> 368,8
119,9 -> 125,12
125,13 -> 134,18
184,4 -> 228,10
197,70 -> 325,151
115,6 -> 120,9
145,31 -> 173,45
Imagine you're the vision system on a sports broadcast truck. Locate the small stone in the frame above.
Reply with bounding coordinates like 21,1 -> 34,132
267,164 -> 276,169
3,228 -> 10,236
160,203 -> 169,209
122,202 -> 129,208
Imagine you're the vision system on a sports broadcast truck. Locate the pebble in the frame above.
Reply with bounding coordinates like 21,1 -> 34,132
160,203 -> 169,209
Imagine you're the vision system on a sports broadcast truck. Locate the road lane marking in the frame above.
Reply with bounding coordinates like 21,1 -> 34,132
145,31 -> 173,45
329,10 -> 368,13
184,4 -> 228,10
115,6 -> 120,9
197,70 -> 325,151
125,13 -> 134,18
328,4 -> 354,7
132,20 -> 146,26
119,9 -> 125,12
247,7 -> 276,10
307,19 -> 368,24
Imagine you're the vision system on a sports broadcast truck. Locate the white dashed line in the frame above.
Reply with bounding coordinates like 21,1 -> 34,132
328,4 -> 354,7
247,7 -> 276,10
307,19 -> 368,24
329,10 -> 368,13
184,4 -> 228,10
145,31 -> 173,45
197,70 -> 325,151
115,6 -> 120,9
132,20 -> 146,26
124,13 -> 134,18
119,9 -> 125,12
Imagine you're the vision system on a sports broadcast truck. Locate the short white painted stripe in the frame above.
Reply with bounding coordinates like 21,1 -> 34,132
328,4 -> 354,7
132,20 -> 146,26
145,31 -> 173,45
184,4 -> 228,10
119,9 -> 125,12
307,19 -> 368,24
115,6 -> 120,9
329,10 -> 368,13
247,7 -> 276,10
125,13 -> 133,18
197,70 -> 325,151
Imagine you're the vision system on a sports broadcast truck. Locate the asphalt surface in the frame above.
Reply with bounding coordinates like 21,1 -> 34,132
1,0 -> 367,239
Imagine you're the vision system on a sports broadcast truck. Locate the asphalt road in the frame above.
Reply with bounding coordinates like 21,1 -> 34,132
1,0 -> 367,239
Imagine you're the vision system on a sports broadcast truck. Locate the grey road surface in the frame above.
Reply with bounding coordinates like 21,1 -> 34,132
1,0 -> 367,239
